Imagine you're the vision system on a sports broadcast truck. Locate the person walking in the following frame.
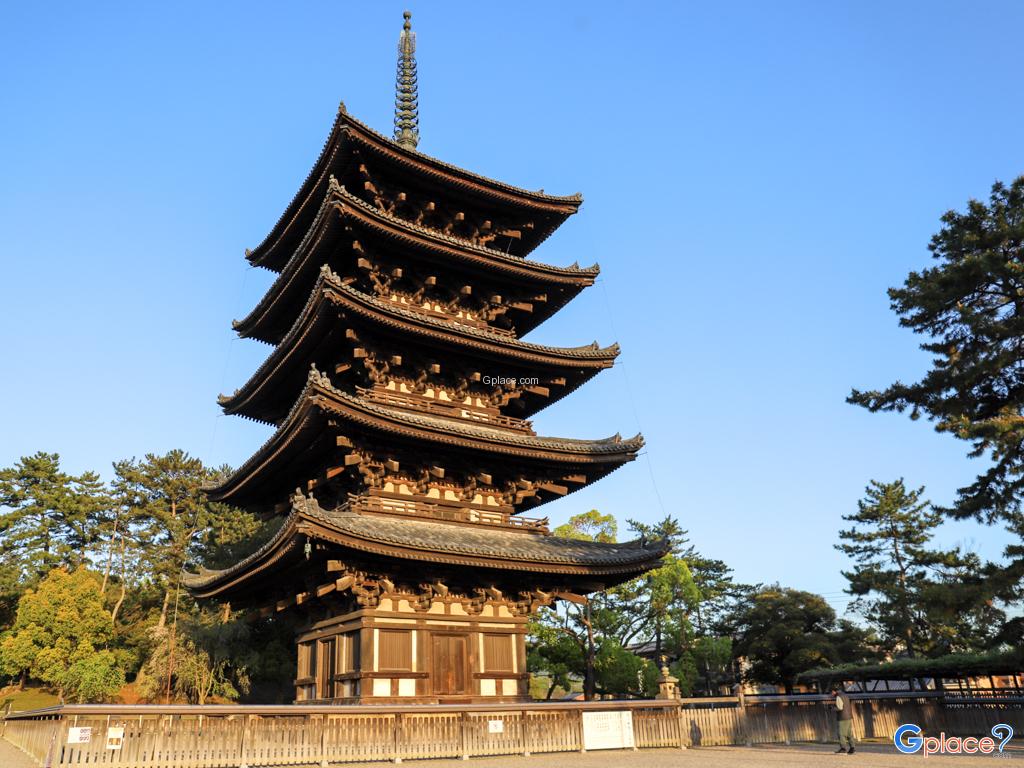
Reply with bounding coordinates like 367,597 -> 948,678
831,685 -> 855,754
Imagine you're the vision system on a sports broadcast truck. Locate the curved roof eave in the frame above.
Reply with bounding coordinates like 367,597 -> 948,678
220,269 -> 619,423
235,184 -> 598,341
246,107 -> 583,270
206,368 -> 642,504
185,494 -> 668,599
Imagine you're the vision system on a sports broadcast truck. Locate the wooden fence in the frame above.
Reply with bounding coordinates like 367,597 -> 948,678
3,693 -> 1021,767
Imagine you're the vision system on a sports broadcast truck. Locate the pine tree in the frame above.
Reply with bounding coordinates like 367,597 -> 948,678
837,479 -> 1003,656
0,452 -> 113,579
848,177 -> 1024,580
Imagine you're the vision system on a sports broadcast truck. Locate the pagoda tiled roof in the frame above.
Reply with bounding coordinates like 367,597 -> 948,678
247,107 -> 583,271
220,265 -> 618,424
183,492 -> 669,598
236,182 -> 597,343
206,367 -> 642,505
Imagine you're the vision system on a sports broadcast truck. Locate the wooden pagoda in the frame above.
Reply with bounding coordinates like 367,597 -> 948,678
185,12 -> 667,704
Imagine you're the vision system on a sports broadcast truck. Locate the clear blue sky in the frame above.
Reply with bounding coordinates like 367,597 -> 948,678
2,1 -> 1023,615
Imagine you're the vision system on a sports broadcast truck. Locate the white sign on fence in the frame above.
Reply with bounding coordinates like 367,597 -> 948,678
487,719 -> 505,734
581,710 -> 635,751
67,727 -> 92,744
105,726 -> 125,751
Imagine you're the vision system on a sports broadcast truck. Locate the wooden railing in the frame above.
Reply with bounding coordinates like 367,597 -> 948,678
349,493 -> 549,533
356,386 -> 534,433
3,694 -> 1022,767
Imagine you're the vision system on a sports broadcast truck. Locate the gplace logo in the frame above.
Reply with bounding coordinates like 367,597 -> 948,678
894,723 -> 1013,756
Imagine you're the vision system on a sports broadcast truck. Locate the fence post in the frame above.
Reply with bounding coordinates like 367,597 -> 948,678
238,715 -> 251,768
521,712 -> 531,756
42,717 -> 62,768
319,714 -> 328,768
672,702 -> 686,750
460,711 -> 469,760
392,712 -> 402,764
736,690 -> 752,747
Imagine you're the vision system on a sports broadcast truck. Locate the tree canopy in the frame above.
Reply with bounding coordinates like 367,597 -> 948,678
850,177 -> 1024,530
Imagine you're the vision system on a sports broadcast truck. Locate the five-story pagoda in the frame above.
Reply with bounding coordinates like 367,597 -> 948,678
186,13 -> 667,704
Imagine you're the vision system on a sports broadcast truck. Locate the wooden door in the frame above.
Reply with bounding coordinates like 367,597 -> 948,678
431,633 -> 468,696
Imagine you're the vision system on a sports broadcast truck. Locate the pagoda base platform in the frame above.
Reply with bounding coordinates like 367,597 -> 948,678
292,592 -> 530,704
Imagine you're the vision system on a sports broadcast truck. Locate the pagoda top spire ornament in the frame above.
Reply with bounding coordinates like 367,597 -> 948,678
393,11 -> 419,150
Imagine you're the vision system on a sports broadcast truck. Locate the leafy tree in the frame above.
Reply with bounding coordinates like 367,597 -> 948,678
531,512 -> 701,699
138,618 -> 248,705
527,623 -> 581,699
0,568 -> 124,701
639,554 -> 700,659
690,635 -> 734,696
848,177 -> 1024,594
553,509 -> 617,542
594,639 -> 658,697
0,560 -> 23,632
628,517 -> 747,635
727,586 -> 872,693
837,479 -> 1004,657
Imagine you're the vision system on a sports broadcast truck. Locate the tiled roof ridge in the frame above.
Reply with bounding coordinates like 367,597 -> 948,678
185,493 -> 669,591
306,507 -> 669,567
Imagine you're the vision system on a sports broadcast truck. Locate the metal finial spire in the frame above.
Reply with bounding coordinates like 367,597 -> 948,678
394,11 -> 419,150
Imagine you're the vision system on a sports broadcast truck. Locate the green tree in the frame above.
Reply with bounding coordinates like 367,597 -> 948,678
137,617 -> 249,705
837,479 -> 1003,657
0,452 -> 113,579
531,512 -> 701,699
0,568 -> 124,701
848,177 -> 1024,599
727,586 -> 871,693
553,509 -> 617,542
111,451 -> 272,703
112,452 -> 262,624
628,516 -> 746,633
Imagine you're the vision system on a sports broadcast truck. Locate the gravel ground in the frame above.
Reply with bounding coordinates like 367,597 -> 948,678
2,738 -> 1020,767
417,743 -> 1021,767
